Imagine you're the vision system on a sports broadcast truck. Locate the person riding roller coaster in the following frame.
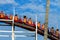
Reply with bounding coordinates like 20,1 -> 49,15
50,27 -> 54,35
37,22 -> 41,29
28,18 -> 33,24
9,14 -> 13,20
28,18 -> 34,26
23,16 -> 27,24
55,29 -> 59,38
0,11 -> 5,19
14,14 -> 18,22
41,24 -> 45,32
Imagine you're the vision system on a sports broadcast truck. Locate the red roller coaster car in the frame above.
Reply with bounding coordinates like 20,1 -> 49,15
18,18 -> 23,23
4,14 -> 9,19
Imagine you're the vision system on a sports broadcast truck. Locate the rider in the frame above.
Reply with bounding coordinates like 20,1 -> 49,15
41,24 -> 45,32
28,18 -> 33,25
0,11 -> 5,19
9,14 -> 13,20
55,29 -> 59,38
37,22 -> 41,29
14,14 -> 18,22
50,27 -> 54,35
23,16 -> 27,23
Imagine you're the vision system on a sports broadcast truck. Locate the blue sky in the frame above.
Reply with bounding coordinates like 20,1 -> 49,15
0,0 -> 60,40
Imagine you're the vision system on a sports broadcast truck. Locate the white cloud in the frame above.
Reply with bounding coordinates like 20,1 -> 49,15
18,3 -> 45,13
48,0 -> 60,13
14,0 -> 46,13
51,0 -> 60,7
0,0 -> 18,5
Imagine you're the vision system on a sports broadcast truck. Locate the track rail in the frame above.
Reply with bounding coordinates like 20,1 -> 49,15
0,21 -> 59,40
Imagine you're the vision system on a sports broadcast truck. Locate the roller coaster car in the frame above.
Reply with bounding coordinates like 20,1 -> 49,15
0,13 -> 1,19
4,15 -> 9,19
27,23 -> 35,27
53,34 -> 59,39
26,22 -> 36,28
33,23 -> 36,27
27,22 -> 34,27
18,18 -> 22,23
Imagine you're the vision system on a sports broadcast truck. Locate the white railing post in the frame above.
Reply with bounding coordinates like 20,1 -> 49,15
12,7 -> 15,40
35,15 -> 37,40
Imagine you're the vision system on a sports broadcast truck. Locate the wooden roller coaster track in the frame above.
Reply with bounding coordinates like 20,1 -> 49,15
0,21 -> 59,40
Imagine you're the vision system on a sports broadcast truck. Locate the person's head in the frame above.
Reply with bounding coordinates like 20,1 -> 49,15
56,29 -> 59,31
29,18 -> 31,19
51,27 -> 54,29
23,16 -> 26,18
0,11 -> 4,14
39,22 -> 40,23
38,22 -> 40,24
1,11 -> 3,13
15,14 -> 17,16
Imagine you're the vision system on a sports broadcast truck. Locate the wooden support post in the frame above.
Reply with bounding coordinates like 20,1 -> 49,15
44,0 -> 50,40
